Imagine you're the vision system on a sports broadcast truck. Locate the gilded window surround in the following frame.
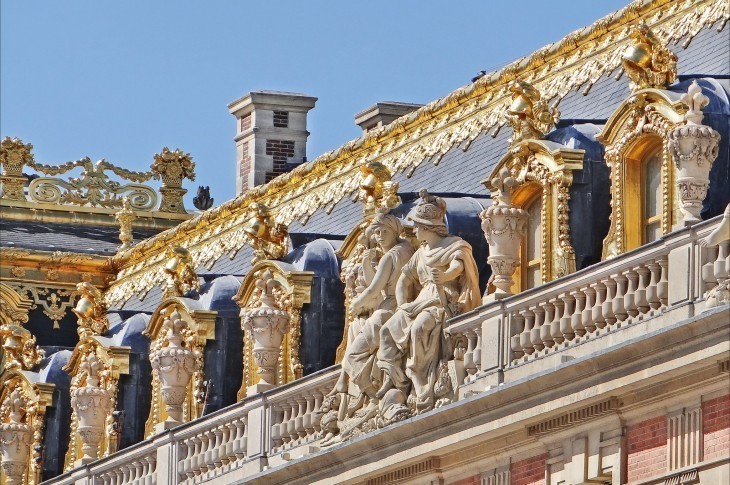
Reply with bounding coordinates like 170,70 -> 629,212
142,298 -> 216,438
485,139 -> 585,285
0,370 -> 55,485
598,88 -> 686,259
233,261 -> 314,399
101,0 -> 727,308
62,337 -> 130,470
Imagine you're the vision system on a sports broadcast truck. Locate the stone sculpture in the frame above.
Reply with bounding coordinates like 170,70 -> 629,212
0,388 -> 33,485
71,353 -> 113,464
321,190 -> 480,444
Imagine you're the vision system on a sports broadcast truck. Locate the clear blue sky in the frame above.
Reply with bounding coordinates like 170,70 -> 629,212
2,1 -> 629,206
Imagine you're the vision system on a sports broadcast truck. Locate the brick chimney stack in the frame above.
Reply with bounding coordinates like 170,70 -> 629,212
354,101 -> 423,133
228,91 -> 317,195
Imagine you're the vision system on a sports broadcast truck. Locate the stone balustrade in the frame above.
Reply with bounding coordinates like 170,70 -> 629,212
42,213 -> 728,485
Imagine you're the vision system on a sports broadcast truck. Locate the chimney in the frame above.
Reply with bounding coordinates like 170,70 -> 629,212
228,91 -> 317,195
354,102 -> 423,133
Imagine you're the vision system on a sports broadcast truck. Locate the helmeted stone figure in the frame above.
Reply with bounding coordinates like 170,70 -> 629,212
376,189 -> 481,413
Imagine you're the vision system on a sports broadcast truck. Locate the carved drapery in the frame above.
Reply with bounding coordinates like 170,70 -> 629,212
143,298 -> 216,437
0,371 -> 55,485
233,261 -> 314,399
598,88 -> 686,258
484,139 -> 584,287
62,338 -> 130,469
335,162 -> 402,362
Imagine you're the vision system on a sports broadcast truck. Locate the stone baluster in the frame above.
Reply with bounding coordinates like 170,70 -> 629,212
646,261 -> 662,310
197,431 -> 210,475
472,326 -> 482,372
559,293 -> 575,341
624,269 -> 639,318
295,398 -> 307,441
133,461 -> 144,483
612,273 -> 629,323
463,330 -> 478,378
540,302 -> 555,348
530,306 -> 545,352
591,282 -> 607,330
510,313 -> 525,360
311,393 -> 323,436
146,455 -> 157,485
232,418 -> 247,461
205,429 -> 218,473
550,298 -> 565,345
714,242 -> 729,283
222,422 -> 235,468
212,426 -> 224,469
701,245 -> 719,293
278,405 -> 291,448
177,441 -> 189,480
287,400 -> 299,447
581,286 -> 596,334
657,256 -> 669,307
520,309 -> 535,356
571,289 -> 586,338
190,434 -> 203,477
602,277 -> 617,325
303,395 -> 316,439
122,463 -> 131,483
635,265 -> 650,314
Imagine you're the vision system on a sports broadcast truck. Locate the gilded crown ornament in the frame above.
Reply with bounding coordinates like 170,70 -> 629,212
621,21 -> 677,91
72,282 -> 109,338
162,246 -> 200,299
0,137 -> 34,201
151,147 -> 196,213
504,80 -> 559,145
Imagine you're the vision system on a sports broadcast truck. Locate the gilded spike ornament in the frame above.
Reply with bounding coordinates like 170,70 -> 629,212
151,147 -> 196,213
621,21 -> 677,91
114,196 -> 136,251
504,80 -> 560,145
162,246 -> 200,299
0,137 -> 34,201
72,282 -> 109,338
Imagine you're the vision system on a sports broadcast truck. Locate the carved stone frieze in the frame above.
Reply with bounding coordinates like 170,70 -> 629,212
143,299 -> 216,437
233,261 -> 314,399
63,337 -> 130,469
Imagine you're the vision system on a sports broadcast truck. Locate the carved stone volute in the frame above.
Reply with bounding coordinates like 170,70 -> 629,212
149,309 -> 198,429
241,269 -> 291,394
70,353 -> 112,464
668,81 -> 721,228
481,167 -> 528,300
0,388 -> 33,485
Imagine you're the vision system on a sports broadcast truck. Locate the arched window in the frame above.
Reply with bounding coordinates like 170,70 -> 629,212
524,194 -> 542,289
642,148 -> 663,243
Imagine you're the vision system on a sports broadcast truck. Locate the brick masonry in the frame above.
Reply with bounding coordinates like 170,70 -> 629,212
273,110 -> 289,128
265,139 -> 295,182
627,416 -> 667,483
703,394 -> 730,461
511,454 -> 546,485
240,112 -> 251,132
238,141 -> 251,192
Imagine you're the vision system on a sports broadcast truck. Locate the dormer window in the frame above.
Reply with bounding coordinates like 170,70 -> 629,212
642,148 -> 663,244
524,193 -> 542,289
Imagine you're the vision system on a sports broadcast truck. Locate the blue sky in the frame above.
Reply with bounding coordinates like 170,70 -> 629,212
1,1 -> 629,206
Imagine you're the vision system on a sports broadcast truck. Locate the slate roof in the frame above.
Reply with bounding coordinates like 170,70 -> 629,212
0,220 -> 161,255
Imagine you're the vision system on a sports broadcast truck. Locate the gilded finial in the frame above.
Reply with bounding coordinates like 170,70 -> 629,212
72,282 -> 109,338
0,324 -> 44,371
114,196 -> 136,251
242,203 -> 289,264
162,246 -> 200,299
151,147 -> 195,213
621,21 -> 677,91
0,137 -> 34,201
359,161 -> 401,216
504,80 -> 559,145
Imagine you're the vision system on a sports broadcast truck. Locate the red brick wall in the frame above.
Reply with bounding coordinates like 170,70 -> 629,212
703,394 -> 730,461
240,112 -> 251,132
238,141 -> 251,192
265,139 -> 295,181
512,454 -> 546,485
449,475 -> 480,485
627,416 -> 667,482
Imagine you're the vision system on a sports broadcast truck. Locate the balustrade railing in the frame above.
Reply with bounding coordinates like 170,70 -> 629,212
42,214 -> 727,485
